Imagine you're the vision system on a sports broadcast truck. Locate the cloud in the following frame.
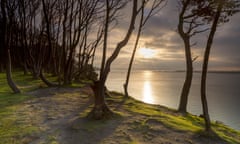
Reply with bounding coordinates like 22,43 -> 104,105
93,1 -> 240,71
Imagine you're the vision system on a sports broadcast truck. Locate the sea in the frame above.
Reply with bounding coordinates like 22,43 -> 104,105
106,70 -> 240,131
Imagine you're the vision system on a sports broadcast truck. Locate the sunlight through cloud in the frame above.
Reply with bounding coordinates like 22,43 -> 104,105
139,47 -> 156,59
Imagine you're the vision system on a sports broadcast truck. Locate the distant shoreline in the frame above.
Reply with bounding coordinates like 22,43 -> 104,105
106,69 -> 240,74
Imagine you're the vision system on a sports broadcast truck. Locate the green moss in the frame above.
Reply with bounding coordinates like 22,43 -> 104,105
0,105 -> 40,144
124,98 -> 163,116
0,72 -> 44,143
212,122 -> 240,144
157,114 -> 203,132
118,95 -> 240,143
1,72 -> 239,144
129,141 -> 139,144
0,93 -> 31,109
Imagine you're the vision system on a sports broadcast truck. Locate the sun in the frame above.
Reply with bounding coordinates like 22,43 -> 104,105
139,47 -> 156,59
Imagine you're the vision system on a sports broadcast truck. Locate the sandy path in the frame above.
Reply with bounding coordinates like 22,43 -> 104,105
18,87 -> 93,144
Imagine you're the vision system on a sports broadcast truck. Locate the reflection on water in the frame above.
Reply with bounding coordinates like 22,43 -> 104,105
143,70 -> 153,78
142,71 -> 154,103
106,70 -> 240,130
142,81 -> 154,103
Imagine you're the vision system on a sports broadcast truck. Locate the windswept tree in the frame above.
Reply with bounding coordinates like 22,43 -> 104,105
201,0 -> 240,132
88,0 -> 139,119
177,0 -> 213,113
124,0 -> 167,98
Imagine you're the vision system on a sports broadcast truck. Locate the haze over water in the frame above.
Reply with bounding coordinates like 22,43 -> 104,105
106,70 -> 240,131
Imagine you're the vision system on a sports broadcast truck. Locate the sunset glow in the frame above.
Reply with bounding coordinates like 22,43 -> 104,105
139,47 -> 156,59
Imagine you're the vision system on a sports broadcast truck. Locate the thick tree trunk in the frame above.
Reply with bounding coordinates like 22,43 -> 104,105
6,50 -> 21,93
88,81 -> 112,119
201,2 -> 222,133
88,0 -> 138,120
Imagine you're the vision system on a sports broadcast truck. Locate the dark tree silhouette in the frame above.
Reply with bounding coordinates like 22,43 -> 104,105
201,0 -> 240,132
177,0 -> 212,113
0,0 -> 20,93
88,0 -> 139,119
124,0 -> 166,98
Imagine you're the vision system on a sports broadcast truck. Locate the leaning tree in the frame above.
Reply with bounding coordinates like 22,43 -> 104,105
88,0 -> 139,119
200,0 -> 240,132
0,0 -> 20,93
124,0 -> 167,98
177,0 -> 214,113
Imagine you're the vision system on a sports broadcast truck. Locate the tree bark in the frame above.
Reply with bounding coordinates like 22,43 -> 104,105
88,81 -> 112,119
0,64 -> 3,73
40,70 -> 57,87
6,50 -> 21,93
89,0 -> 138,119
177,0 -> 193,113
201,2 -> 223,132
1,0 -> 20,93
178,38 -> 193,113
124,0 -> 144,98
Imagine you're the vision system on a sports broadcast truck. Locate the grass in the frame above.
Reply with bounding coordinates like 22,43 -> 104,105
120,96 -> 240,144
1,71 -> 240,144
0,71 -> 55,144
0,71 -> 88,143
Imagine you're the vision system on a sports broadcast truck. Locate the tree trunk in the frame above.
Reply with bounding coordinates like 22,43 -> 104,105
1,0 -> 20,93
201,2 -> 223,133
88,81 -> 112,119
23,62 -> 28,75
89,0 -> 138,119
6,50 -> 21,93
177,0 -> 193,113
32,67 -> 40,79
0,64 -> 3,73
124,28 -> 141,97
40,70 -> 57,87
178,38 -> 193,113
124,0 -> 144,98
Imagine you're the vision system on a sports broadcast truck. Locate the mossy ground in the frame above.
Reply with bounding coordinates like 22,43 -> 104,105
121,96 -> 240,143
0,72 -> 46,144
0,72 -> 240,144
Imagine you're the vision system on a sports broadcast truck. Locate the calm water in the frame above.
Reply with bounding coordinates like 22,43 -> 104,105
106,70 -> 240,131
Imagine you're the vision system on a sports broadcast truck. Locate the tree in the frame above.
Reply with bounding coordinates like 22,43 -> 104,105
88,0 -> 139,119
177,0 -> 212,113
0,0 -> 20,93
16,0 -> 50,81
201,0 -> 240,132
41,0 -> 101,85
124,0 -> 166,97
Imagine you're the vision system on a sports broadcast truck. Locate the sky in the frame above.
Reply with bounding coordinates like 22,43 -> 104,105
94,0 -> 240,71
